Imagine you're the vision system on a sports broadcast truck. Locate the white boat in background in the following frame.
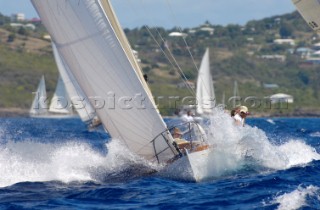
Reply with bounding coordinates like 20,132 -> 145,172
196,48 -> 215,116
52,42 -> 100,128
49,75 -> 74,117
291,0 -> 320,32
30,75 -> 49,117
31,0 -> 212,181
30,75 -> 76,118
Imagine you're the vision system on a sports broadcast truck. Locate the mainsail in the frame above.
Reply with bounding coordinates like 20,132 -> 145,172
52,42 -> 96,123
31,0 -> 178,162
49,76 -> 73,115
196,48 -> 215,115
292,0 -> 320,31
30,75 -> 48,116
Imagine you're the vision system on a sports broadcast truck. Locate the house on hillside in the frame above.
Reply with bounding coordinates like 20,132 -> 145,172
269,93 -> 293,104
259,54 -> 286,62
169,32 -> 188,38
11,13 -> 25,22
263,83 -> 279,89
200,26 -> 214,35
295,47 -> 314,59
273,39 -> 295,46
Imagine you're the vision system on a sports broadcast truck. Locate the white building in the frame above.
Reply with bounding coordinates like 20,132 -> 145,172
273,39 -> 295,46
11,13 -> 25,22
168,32 -> 188,38
269,93 -> 293,104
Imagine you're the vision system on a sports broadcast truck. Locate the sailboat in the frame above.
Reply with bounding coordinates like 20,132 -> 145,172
49,75 -> 75,117
29,75 -> 49,117
52,42 -> 100,128
196,48 -> 215,115
31,0 -> 212,181
30,75 -> 75,118
291,0 -> 320,32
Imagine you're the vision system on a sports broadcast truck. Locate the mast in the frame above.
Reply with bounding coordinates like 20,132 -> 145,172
31,0 -> 178,162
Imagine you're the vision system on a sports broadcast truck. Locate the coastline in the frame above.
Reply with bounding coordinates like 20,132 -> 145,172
0,108 -> 29,117
1,108 -> 320,118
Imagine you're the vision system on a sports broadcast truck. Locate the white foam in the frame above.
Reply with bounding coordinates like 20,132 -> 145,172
204,109 -> 320,175
310,132 -> 320,137
273,185 -> 319,210
0,139 -> 155,187
266,119 -> 276,124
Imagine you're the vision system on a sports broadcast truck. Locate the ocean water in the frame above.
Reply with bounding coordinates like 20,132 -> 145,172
0,115 -> 320,209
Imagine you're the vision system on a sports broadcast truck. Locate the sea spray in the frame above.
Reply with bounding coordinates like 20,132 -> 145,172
273,185 -> 320,210
204,109 -> 320,175
0,139 -> 156,187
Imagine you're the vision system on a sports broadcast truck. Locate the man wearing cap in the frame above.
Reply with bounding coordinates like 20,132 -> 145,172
233,105 -> 249,126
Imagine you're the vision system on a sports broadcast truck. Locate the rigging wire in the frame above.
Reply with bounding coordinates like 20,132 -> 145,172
164,0 -> 214,99
123,0 -> 196,97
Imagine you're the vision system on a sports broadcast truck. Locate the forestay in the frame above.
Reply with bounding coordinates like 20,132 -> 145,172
52,42 -> 96,122
292,0 -> 320,31
196,48 -> 215,115
31,0 -> 178,162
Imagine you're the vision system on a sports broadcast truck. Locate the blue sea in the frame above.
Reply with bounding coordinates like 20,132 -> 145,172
0,116 -> 320,209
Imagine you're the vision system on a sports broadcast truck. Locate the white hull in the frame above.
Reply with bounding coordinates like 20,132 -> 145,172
160,148 -> 214,182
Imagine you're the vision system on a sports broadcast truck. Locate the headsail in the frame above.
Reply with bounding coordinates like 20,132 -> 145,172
31,0 -> 178,162
292,0 -> 320,31
30,75 -> 48,116
196,48 -> 215,115
49,76 -> 73,115
52,42 -> 96,123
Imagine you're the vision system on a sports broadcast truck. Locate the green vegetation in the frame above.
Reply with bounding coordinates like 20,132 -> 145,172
0,11 -> 320,116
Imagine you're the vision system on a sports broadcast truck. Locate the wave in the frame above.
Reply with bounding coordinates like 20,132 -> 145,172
272,185 -> 319,210
0,139 -> 158,187
202,109 -> 320,177
0,112 -> 319,185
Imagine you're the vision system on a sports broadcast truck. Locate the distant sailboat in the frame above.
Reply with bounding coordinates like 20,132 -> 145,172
30,75 -> 75,118
49,76 -> 74,116
32,0 -> 212,181
29,75 -> 49,117
291,0 -> 320,32
196,48 -> 215,115
52,42 -> 100,127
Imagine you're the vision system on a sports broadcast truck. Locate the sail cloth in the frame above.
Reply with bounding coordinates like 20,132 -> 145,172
196,48 -> 215,115
292,0 -> 320,31
52,42 -> 96,122
49,76 -> 73,115
30,75 -> 48,116
31,0 -> 177,162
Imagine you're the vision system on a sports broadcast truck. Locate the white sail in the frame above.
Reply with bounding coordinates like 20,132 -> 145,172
30,75 -> 48,116
49,76 -> 73,115
196,48 -> 215,115
292,0 -> 320,31
31,0 -> 178,162
52,42 -> 96,123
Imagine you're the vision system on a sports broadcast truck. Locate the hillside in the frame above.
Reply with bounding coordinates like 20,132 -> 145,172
0,11 -> 320,116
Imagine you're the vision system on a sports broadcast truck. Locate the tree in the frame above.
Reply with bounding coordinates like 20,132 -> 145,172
7,33 -> 15,42
279,22 -> 294,38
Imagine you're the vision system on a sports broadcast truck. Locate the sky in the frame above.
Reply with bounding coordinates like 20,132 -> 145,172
0,0 -> 296,28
